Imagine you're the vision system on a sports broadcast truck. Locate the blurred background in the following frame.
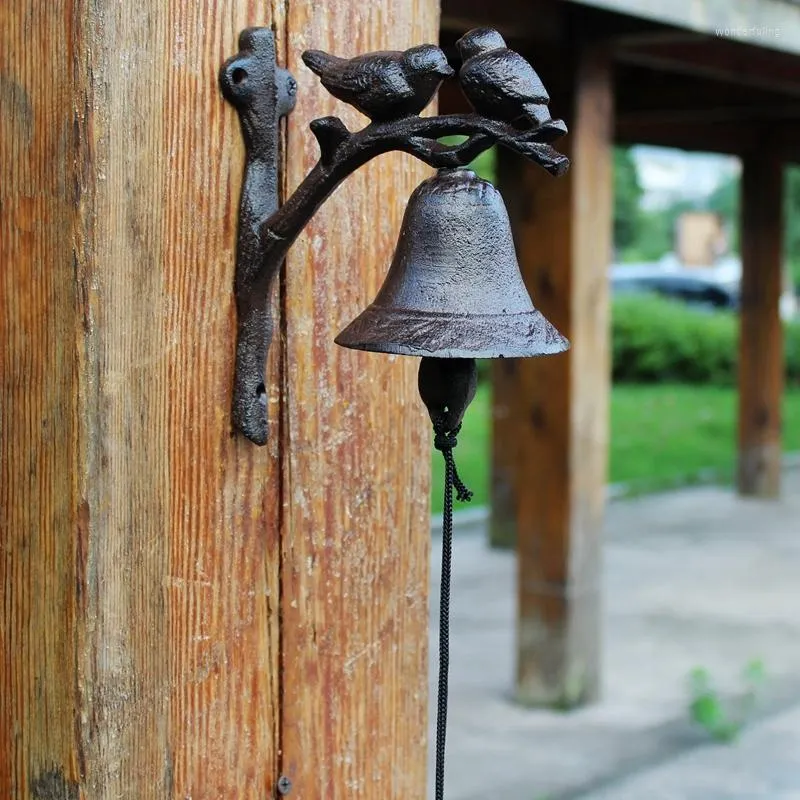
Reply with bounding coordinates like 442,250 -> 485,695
431,145 -> 800,509
428,142 -> 800,800
429,2 -> 800,797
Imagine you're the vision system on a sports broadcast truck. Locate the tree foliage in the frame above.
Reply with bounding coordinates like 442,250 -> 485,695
613,152 -> 800,286
784,167 -> 800,285
613,146 -> 643,253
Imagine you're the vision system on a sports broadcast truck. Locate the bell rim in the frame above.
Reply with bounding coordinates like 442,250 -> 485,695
335,304 -> 570,359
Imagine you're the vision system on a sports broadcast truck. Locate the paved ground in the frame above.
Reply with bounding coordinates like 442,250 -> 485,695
580,705 -> 800,800
428,470 -> 800,800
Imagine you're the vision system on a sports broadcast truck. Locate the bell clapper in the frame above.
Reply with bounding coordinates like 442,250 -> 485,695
418,357 -> 478,433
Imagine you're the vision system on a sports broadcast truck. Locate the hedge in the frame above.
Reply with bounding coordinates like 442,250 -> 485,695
612,294 -> 800,385
474,295 -> 800,385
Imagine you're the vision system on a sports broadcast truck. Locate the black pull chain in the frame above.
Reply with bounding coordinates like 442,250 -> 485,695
433,420 -> 472,800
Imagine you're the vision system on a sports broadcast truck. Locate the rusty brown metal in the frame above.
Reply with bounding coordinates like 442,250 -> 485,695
220,28 -> 297,445
220,26 -> 568,445
335,168 -> 569,359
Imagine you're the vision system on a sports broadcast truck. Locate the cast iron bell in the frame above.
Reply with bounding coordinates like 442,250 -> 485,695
335,167 -> 569,359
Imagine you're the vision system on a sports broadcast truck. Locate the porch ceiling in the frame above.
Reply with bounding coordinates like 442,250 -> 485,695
441,0 -> 800,160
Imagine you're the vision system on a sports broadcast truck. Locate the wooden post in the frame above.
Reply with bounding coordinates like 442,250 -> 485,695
494,44 -> 613,707
277,4 -> 436,797
490,360 -> 521,547
737,153 -> 784,497
1,2 -> 434,797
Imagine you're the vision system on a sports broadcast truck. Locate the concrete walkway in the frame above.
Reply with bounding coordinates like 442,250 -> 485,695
428,471 -> 800,800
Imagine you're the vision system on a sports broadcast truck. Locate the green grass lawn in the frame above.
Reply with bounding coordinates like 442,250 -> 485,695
430,383 -> 800,514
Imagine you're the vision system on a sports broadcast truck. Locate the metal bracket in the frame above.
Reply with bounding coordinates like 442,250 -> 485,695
220,28 -> 296,445
220,26 -> 569,445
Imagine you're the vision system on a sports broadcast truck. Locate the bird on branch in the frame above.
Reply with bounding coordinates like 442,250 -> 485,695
456,28 -> 553,130
302,44 -> 454,122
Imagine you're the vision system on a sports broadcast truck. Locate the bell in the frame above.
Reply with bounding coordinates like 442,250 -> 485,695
334,168 -> 569,359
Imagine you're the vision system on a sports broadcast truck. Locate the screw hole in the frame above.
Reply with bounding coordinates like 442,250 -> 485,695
232,67 -> 247,84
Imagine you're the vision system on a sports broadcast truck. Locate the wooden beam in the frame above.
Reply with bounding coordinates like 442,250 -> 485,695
441,0 -> 563,39
1,4 -> 86,793
737,152 -> 785,497
612,30 -> 707,47
574,0 -> 800,57
3,1 -> 283,793
616,37 -> 800,98
619,106 -> 800,126
1,1 -> 432,797
616,116 -> 800,162
614,62 -> 800,123
493,43 -> 613,707
616,117 -> 749,153
490,361 -> 521,548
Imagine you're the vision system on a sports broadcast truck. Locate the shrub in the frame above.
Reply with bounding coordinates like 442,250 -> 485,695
473,294 -> 800,386
612,294 -> 800,386
786,319 -> 800,386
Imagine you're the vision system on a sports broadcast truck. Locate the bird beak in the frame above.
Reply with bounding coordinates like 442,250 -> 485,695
533,117 -> 568,143
438,63 -> 456,78
525,103 -> 553,127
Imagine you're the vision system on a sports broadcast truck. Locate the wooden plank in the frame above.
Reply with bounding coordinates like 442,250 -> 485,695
2,2 -> 280,796
737,152 -> 784,497
7,2 -> 438,796
276,3 -> 435,798
1,4 -> 81,795
572,0 -> 800,57
494,43 -> 613,706
441,0 -> 563,40
616,115 -> 800,164
615,37 -> 800,98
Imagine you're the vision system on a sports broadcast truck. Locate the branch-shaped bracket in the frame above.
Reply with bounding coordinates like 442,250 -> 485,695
220,28 -> 296,445
221,27 -> 569,445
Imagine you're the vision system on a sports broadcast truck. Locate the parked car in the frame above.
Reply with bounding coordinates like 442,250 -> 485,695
611,265 -> 739,311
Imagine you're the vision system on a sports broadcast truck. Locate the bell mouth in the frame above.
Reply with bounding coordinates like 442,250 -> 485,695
334,304 -> 569,359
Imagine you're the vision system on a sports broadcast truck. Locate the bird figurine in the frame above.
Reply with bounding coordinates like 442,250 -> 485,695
302,44 -> 454,121
456,27 -> 552,129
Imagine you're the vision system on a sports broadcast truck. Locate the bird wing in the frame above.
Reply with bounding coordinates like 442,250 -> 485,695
462,50 -> 549,105
333,53 -> 415,105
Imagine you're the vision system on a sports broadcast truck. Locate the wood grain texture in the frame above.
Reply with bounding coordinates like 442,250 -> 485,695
738,152 -> 784,497
495,44 -> 613,708
1,3 -> 82,795
278,2 -> 437,797
3,1 -> 281,797
3,0 -> 433,797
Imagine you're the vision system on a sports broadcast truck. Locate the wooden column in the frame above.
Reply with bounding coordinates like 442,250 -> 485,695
737,153 -> 784,497
494,44 -> 613,707
1,2 -> 433,797
278,3 -> 436,797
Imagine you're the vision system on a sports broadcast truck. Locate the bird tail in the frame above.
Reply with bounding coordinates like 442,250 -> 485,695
302,49 -> 339,77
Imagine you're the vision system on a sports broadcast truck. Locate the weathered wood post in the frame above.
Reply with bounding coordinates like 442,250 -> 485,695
493,42 -> 613,707
1,1 -> 435,797
737,151 -> 784,497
